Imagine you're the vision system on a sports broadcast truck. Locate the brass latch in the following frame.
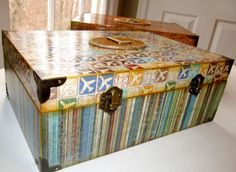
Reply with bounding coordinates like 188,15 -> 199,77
189,74 -> 205,96
99,86 -> 123,114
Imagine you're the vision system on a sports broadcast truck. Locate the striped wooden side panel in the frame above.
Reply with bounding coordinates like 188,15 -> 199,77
41,81 -> 227,168
5,59 -> 41,161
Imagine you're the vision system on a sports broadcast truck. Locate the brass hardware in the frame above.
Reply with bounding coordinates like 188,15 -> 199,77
106,36 -> 132,44
189,74 -> 205,96
99,86 -> 123,114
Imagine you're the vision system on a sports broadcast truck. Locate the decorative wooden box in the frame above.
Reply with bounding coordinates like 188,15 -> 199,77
2,31 -> 233,172
71,14 -> 199,46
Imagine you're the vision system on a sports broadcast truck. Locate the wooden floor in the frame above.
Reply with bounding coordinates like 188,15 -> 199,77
0,67 -> 235,172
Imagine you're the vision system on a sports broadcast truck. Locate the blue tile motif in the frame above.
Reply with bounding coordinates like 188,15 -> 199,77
97,74 -> 114,92
189,64 -> 201,78
79,75 -> 97,95
143,57 -> 158,63
178,65 -> 190,79
128,58 -> 147,64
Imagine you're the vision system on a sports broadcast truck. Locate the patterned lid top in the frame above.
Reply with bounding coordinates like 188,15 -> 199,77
3,31 -> 233,112
4,31 -> 228,80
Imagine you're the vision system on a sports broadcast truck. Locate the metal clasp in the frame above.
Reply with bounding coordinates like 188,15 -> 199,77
99,86 -> 123,114
189,74 -> 205,96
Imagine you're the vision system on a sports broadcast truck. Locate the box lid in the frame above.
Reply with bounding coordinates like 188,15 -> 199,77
2,31 -> 234,113
71,14 -> 197,37
71,14 -> 199,46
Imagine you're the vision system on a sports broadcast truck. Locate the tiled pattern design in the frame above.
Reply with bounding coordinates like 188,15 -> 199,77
3,31 -> 233,112
41,81 -> 227,169
41,61 -> 232,112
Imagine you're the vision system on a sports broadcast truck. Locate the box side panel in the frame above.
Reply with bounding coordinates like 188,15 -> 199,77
5,59 -> 41,162
41,80 -> 226,169
2,33 -> 40,109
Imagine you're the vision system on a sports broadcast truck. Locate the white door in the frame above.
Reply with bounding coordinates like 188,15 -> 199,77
137,0 -> 236,62
137,0 -> 236,136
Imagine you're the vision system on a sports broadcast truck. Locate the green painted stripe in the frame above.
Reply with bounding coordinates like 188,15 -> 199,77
196,83 -> 214,125
201,83 -> 218,123
127,97 -> 144,147
163,90 -> 180,135
208,81 -> 227,120
156,91 -> 174,137
114,99 -> 127,152
91,107 -> 103,158
119,98 -> 132,150
140,95 -> 153,143
189,85 -> 208,127
151,93 -> 166,139
144,94 -> 158,142
168,89 -> 184,134
98,112 -> 110,157
135,95 -> 151,144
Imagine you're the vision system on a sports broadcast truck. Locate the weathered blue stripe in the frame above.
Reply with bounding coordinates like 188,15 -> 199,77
55,112 -> 60,165
79,105 -> 96,162
143,94 -> 157,141
74,110 -> 82,162
181,94 -> 197,129
140,95 -> 153,142
151,93 -> 166,139
158,91 -> 174,137
42,115 -> 48,159
48,114 -> 53,166
115,99 -> 127,151
127,97 -> 144,147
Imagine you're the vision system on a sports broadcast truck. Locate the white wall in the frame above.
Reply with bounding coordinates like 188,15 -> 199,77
137,0 -> 236,137
107,0 -> 119,16
0,0 -> 10,68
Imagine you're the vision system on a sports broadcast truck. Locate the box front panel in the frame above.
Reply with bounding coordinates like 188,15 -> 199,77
41,80 -> 226,169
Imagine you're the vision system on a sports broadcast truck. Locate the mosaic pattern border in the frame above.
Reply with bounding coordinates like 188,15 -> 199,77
41,61 -> 231,112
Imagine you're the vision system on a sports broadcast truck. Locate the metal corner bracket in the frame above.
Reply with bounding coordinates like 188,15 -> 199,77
36,158 -> 61,172
33,71 -> 66,104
